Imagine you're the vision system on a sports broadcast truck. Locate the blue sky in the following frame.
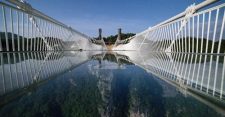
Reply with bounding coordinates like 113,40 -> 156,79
28,0 -> 204,37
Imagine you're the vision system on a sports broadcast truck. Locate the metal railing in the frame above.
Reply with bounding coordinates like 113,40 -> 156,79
117,0 -> 225,100
0,0 -> 93,52
132,0 -> 224,54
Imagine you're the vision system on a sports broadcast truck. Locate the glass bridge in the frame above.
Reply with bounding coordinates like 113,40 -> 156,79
0,0 -> 225,117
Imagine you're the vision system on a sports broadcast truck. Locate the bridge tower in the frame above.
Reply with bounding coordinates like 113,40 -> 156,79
99,28 -> 102,40
117,28 -> 122,40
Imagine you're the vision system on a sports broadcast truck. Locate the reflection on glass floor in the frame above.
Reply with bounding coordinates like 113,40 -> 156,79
0,51 -> 89,95
0,51 -> 224,116
135,52 -> 225,99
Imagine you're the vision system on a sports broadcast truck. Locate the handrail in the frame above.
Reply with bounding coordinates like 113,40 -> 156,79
5,0 -> 93,41
151,0 -> 218,30
130,0 -> 219,40
5,0 -> 67,28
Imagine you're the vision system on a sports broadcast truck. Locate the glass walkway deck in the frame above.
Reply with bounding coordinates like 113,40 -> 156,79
0,0 -> 225,117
